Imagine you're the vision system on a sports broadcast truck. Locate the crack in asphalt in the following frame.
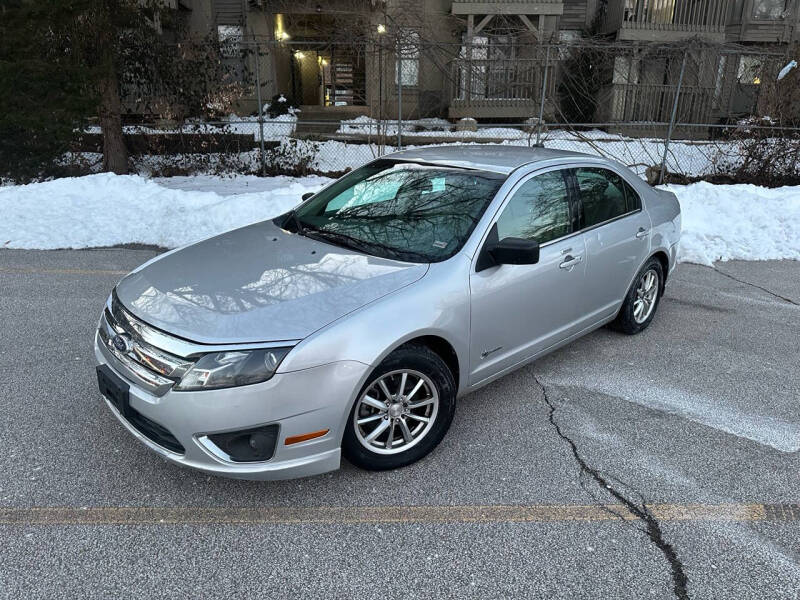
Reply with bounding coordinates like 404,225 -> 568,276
705,265 -> 800,306
534,375 -> 691,600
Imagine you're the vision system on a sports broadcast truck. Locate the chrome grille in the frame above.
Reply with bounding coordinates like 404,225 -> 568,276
97,296 -> 194,395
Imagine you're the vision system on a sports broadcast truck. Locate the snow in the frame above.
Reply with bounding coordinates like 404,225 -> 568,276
76,117 -> 758,180
84,113 -> 298,142
67,107 -> 800,186
0,173 -> 329,250
664,182 -> 800,265
1,175 -> 798,266
293,135 -> 721,180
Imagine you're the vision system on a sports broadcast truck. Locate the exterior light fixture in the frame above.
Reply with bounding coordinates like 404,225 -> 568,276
377,23 -> 387,34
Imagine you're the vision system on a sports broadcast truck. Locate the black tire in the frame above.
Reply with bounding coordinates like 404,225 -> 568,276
610,257 -> 664,335
342,343 -> 456,471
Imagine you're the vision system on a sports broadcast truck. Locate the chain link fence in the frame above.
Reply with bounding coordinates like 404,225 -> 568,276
75,117 -> 800,186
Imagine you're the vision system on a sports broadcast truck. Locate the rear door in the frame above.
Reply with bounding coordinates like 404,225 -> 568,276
468,168 -> 590,385
571,166 -> 651,320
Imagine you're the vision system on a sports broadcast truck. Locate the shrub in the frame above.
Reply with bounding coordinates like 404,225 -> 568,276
263,139 -> 318,176
265,94 -> 297,119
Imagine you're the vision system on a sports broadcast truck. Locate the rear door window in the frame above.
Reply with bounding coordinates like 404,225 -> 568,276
574,167 -> 629,228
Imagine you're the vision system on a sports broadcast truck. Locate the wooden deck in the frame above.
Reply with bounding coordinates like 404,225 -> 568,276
600,0 -> 727,41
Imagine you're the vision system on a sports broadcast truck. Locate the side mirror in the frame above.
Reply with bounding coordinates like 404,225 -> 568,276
301,192 -> 314,201
491,237 -> 540,265
476,224 -> 540,272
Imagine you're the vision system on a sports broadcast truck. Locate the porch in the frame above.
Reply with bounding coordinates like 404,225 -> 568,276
599,0 -> 728,41
605,82 -> 716,123
451,0 -> 564,17
447,56 -> 554,119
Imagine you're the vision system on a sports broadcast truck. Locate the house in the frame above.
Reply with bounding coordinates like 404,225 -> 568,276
596,0 -> 798,125
173,0 -> 799,126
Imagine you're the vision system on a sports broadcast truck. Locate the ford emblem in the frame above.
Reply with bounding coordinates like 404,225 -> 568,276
112,334 -> 131,353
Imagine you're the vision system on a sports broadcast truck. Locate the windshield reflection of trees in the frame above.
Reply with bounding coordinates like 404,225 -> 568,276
497,172 -> 570,244
309,169 -> 503,262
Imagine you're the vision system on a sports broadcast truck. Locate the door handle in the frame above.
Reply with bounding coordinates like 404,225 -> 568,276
559,255 -> 583,269
635,227 -> 650,239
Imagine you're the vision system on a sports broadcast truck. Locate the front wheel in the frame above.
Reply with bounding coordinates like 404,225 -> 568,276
611,258 -> 664,335
342,343 -> 456,471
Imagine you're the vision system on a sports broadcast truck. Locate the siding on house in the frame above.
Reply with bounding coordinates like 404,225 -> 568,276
213,0 -> 245,25
726,0 -> 800,41
560,0 -> 594,31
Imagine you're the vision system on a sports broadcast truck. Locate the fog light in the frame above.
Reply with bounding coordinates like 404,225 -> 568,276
207,424 -> 279,462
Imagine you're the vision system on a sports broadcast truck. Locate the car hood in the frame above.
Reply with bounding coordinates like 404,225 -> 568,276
115,220 -> 428,344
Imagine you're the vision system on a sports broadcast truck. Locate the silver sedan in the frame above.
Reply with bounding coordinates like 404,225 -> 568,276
94,146 -> 681,479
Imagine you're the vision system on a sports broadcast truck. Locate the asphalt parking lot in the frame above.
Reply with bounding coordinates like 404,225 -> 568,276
1,248 -> 798,599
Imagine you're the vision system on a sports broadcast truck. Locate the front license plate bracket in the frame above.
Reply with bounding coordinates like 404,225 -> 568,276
96,364 -> 130,416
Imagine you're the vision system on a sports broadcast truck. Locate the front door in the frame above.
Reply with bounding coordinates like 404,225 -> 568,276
468,168 -> 589,385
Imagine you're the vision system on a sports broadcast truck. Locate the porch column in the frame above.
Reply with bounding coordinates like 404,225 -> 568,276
466,14 -> 474,101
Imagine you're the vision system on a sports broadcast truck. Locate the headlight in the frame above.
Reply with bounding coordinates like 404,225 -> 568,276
174,347 -> 291,392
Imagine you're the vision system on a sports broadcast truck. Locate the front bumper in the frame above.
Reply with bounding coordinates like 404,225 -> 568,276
95,334 -> 369,480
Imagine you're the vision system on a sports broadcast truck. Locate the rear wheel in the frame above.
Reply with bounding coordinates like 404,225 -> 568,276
342,344 -> 456,471
611,258 -> 664,335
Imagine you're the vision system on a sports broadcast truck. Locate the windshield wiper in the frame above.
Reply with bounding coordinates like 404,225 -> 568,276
302,224 -> 431,263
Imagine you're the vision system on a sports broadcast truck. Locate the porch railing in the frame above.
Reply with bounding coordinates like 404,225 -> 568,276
610,82 -> 715,122
600,0 -> 728,36
450,57 -> 552,104
451,0 -> 563,9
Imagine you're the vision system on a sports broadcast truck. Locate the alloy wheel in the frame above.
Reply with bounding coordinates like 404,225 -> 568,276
633,268 -> 659,324
353,369 -> 439,455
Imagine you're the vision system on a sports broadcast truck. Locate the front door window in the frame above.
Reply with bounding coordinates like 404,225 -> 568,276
496,170 -> 571,244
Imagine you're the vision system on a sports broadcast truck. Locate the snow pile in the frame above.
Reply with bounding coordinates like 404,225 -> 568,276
666,182 -> 800,265
0,173 -> 330,250
1,175 -> 799,265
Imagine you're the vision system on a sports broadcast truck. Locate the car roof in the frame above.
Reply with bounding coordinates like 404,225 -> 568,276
387,144 -> 596,175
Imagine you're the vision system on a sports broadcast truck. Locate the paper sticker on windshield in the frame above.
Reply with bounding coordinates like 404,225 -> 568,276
432,240 -> 448,249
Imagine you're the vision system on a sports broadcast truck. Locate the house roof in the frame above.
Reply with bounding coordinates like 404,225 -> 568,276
388,144 -> 593,174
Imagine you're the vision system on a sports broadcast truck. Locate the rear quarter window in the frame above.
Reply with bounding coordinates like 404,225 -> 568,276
623,180 -> 642,212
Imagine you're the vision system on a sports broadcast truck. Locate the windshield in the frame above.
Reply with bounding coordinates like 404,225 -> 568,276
286,159 -> 506,263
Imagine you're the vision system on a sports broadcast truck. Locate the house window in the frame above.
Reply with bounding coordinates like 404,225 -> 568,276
751,0 -> 786,20
395,30 -> 419,87
217,25 -> 243,59
737,55 -> 762,85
